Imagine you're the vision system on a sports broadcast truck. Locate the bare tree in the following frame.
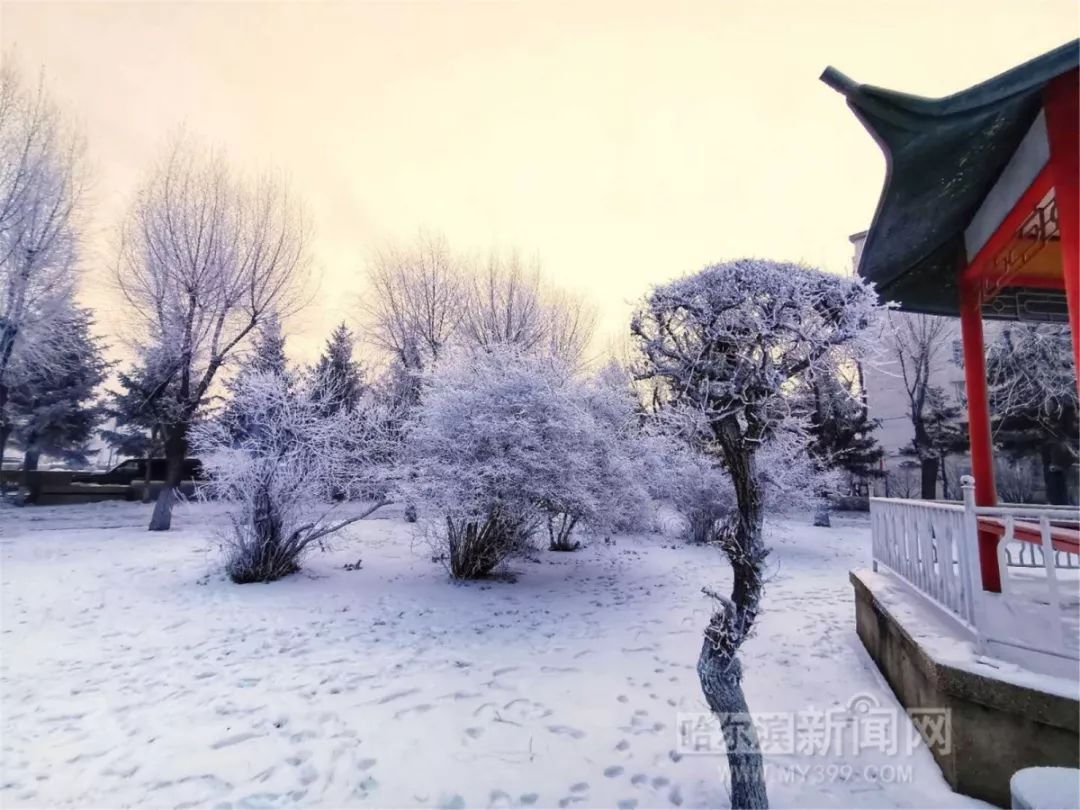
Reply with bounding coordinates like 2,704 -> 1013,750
461,250 -> 546,351
360,230 -> 466,366
633,259 -> 877,809
461,249 -> 597,368
885,312 -> 954,499
114,136 -> 310,531
0,59 -> 86,466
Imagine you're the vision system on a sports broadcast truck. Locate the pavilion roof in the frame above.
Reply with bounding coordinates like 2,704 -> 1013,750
822,40 -> 1078,318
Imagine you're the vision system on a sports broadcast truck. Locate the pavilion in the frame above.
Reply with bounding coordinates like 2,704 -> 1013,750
821,41 -> 1079,805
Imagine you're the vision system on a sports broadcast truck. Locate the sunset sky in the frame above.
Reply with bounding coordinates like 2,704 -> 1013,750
2,1 -> 1077,362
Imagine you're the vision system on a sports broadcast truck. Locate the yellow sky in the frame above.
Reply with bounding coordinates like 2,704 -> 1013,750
1,0 -> 1077,362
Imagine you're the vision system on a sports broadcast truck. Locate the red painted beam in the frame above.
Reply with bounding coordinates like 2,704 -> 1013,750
959,275 -> 1001,592
962,166 -> 1055,286
1043,69 -> 1080,384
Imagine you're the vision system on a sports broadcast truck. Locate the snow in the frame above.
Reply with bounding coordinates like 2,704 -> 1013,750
856,569 -> 1080,701
1,502 -> 986,809
1010,767 -> 1080,810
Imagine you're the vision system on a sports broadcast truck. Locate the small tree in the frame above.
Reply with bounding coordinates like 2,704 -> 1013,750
191,371 -> 392,583
311,322 -> 364,415
885,312 -> 955,499
633,259 -> 877,809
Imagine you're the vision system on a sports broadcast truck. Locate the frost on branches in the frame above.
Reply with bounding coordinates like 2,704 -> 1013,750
633,259 -> 877,809
0,61 -> 86,466
405,344 -> 652,577
191,372 -> 393,584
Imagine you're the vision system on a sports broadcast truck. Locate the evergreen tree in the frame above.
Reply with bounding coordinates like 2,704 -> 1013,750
899,384 -> 968,499
311,323 -> 364,415
99,351 -> 181,501
9,307 -> 109,476
247,314 -> 287,378
801,364 -> 884,490
221,314 -> 292,442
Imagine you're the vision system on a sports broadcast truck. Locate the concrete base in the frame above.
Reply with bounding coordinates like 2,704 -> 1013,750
852,569 -> 1079,808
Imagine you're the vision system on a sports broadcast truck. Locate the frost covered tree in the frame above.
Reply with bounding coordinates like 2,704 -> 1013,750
793,361 -> 883,523
988,324 -> 1077,504
99,353 -> 179,502
311,322 -> 364,415
885,312 -> 955,499
632,259 -> 877,809
0,60 -> 86,466
360,231 -> 466,367
221,314 -> 291,444
461,250 -> 597,368
406,344 -> 650,576
8,305 -> 107,483
899,385 -> 967,500
191,371 -> 393,583
113,136 -> 310,531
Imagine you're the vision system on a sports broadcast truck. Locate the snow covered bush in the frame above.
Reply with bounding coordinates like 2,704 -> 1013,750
633,259 -> 877,808
191,371 -> 392,583
406,344 -> 652,576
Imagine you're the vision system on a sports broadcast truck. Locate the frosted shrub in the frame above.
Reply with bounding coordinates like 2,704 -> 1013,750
406,345 -> 652,576
191,372 -> 391,583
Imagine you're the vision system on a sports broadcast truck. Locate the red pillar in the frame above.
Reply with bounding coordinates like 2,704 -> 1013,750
959,275 -> 1000,592
1044,70 -> 1080,382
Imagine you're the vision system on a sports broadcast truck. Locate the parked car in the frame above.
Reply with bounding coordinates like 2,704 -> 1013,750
72,458 -> 204,486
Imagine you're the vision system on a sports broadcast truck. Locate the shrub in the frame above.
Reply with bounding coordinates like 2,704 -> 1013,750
191,372 -> 392,583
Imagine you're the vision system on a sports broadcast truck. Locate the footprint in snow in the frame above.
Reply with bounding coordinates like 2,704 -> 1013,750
603,766 -> 624,778
547,725 -> 586,739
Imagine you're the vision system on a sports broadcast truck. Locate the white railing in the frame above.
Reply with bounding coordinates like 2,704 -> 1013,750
869,477 -> 1080,679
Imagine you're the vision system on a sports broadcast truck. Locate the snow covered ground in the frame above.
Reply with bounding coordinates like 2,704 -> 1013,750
0,502 -> 985,809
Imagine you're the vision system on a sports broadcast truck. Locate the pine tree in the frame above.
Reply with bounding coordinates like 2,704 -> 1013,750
311,323 -> 364,415
221,315 -> 291,442
9,307 -> 109,478
899,385 -> 968,499
99,351 -> 181,501
247,314 -> 287,378
802,365 -> 884,488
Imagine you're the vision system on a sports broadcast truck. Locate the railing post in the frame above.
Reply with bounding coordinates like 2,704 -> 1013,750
961,476 -> 987,638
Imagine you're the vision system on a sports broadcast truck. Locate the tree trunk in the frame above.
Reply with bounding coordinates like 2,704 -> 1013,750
0,422 -> 10,494
699,417 -> 768,809
698,653 -> 769,809
920,456 -> 938,500
20,445 -> 41,504
1043,443 -> 1069,506
149,425 -> 187,531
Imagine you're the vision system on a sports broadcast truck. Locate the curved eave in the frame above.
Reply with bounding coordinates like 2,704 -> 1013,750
823,39 -> 1079,317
